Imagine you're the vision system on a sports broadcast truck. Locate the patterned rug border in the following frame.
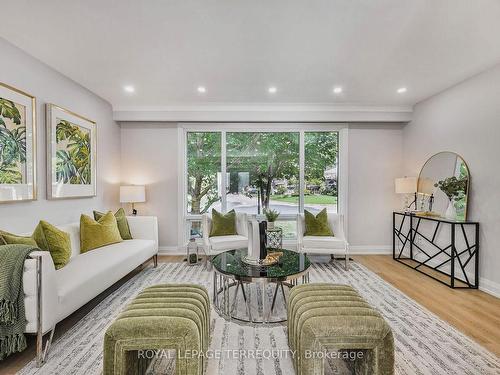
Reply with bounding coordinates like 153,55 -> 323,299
18,260 -> 500,374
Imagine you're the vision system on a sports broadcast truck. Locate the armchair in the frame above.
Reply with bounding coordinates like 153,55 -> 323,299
201,212 -> 248,257
297,212 -> 349,270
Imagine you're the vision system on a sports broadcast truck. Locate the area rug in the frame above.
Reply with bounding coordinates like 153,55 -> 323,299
19,261 -> 500,374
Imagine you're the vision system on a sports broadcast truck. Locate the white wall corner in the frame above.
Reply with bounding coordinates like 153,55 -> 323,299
479,277 -> 500,299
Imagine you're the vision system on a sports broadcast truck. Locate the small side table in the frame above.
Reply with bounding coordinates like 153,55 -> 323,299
266,227 -> 283,249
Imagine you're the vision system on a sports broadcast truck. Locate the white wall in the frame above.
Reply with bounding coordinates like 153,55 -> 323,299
0,38 -> 121,233
120,123 -> 179,248
403,63 -> 500,295
348,124 -> 403,250
120,122 -> 403,251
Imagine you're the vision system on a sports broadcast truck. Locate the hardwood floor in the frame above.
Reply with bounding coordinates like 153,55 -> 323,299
1,255 -> 498,374
354,255 -> 500,356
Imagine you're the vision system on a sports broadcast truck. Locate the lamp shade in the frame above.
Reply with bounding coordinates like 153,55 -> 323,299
395,177 -> 417,194
120,185 -> 146,203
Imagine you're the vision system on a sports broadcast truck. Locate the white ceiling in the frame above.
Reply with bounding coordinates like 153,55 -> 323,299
1,0 -> 500,110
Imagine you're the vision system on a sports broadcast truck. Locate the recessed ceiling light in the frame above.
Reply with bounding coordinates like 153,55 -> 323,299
268,86 -> 277,94
123,85 -> 135,93
397,87 -> 407,94
333,87 -> 343,94
197,86 -> 206,93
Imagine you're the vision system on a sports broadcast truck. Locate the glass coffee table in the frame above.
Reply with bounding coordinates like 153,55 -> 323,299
212,248 -> 311,323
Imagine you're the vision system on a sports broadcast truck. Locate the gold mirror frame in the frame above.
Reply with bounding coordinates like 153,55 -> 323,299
418,151 -> 470,221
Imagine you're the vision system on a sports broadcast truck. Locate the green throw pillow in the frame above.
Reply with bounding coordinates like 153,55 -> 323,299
80,211 -> 123,253
304,208 -> 334,236
33,221 -> 71,270
0,230 -> 38,246
209,209 -> 237,237
93,208 -> 132,240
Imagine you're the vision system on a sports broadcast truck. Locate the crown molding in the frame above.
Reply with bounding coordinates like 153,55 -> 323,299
113,103 -> 413,123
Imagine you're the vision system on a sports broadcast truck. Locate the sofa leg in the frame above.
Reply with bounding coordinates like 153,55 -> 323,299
36,326 -> 56,367
152,254 -> 158,268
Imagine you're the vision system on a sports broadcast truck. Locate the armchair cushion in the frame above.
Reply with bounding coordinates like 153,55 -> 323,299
208,235 -> 248,251
302,236 -> 346,250
209,209 -> 237,237
304,209 -> 333,236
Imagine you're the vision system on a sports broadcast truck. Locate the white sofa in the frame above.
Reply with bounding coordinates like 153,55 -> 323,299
22,215 -> 158,365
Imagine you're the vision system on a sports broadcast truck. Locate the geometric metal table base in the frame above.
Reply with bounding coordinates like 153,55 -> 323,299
393,211 -> 479,289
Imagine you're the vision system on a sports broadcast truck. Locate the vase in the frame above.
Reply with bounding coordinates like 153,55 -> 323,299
445,199 -> 456,220
268,221 -> 275,230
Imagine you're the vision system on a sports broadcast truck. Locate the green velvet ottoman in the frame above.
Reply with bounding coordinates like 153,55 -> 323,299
103,284 -> 210,375
288,283 -> 394,375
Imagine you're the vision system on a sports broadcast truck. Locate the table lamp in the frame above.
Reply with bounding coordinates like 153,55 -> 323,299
120,185 -> 146,215
395,177 -> 417,211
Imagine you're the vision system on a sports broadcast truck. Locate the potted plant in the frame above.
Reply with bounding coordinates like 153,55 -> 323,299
264,208 -> 280,229
434,176 -> 467,220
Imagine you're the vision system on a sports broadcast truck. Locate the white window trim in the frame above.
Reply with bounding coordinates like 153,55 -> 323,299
178,123 -> 348,246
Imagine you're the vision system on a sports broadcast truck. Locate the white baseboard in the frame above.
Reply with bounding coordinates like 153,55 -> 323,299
158,246 -> 184,255
158,244 -> 393,256
348,245 -> 392,255
479,277 -> 500,298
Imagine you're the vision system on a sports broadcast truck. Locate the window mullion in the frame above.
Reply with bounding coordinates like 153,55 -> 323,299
221,131 -> 227,212
299,130 -> 305,213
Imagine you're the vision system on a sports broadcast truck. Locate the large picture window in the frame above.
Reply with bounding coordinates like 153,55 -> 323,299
304,131 -> 338,214
226,132 -> 300,215
184,128 -> 341,241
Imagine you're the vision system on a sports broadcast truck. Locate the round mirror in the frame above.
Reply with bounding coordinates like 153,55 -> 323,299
418,152 -> 470,221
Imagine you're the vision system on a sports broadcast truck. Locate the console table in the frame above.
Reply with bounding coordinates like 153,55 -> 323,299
393,211 -> 479,289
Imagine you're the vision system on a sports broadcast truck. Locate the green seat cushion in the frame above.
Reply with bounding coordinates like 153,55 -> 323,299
80,211 -> 123,253
33,220 -> 71,270
0,230 -> 38,246
94,208 -> 132,240
304,208 -> 334,236
209,209 -> 237,237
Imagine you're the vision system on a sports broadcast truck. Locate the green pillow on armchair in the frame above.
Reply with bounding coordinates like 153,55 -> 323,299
304,208 -> 334,236
209,209 -> 237,237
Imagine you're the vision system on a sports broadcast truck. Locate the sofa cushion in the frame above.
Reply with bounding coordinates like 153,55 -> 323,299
55,239 -> 156,320
80,212 -> 123,253
0,229 -> 38,246
94,208 -> 132,240
56,223 -> 80,258
33,221 -> 71,270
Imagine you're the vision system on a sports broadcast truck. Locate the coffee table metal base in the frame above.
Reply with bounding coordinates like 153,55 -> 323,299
213,272 -> 310,324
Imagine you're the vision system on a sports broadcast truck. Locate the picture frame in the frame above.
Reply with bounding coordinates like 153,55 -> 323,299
46,103 -> 97,199
0,82 -> 36,203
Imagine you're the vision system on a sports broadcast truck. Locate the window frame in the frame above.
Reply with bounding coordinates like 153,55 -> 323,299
178,123 -> 348,246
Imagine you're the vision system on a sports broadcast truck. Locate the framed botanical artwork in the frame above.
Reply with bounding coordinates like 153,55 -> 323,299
46,104 -> 96,199
0,82 -> 36,203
